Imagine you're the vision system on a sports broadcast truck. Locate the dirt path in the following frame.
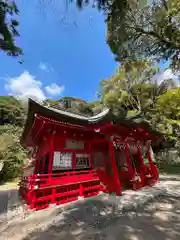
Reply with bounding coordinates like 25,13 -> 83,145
2,175 -> 180,240
21,190 -> 180,240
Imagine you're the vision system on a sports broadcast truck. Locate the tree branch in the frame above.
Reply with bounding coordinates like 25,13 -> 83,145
136,28 -> 180,49
161,0 -> 168,11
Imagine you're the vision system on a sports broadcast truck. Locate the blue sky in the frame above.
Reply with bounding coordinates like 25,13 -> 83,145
0,1 -> 176,102
0,1 -> 118,102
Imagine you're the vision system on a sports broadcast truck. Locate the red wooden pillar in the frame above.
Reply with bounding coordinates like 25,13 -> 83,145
48,130 -> 55,179
72,151 -> 76,169
29,174 -> 36,209
35,149 -> 41,174
137,146 -> 145,186
147,147 -> 154,168
89,141 -> 93,168
103,154 -> 107,169
109,139 -> 121,196
41,157 -> 45,174
147,146 -> 159,183
79,183 -> 83,197
51,188 -> 56,204
124,143 -> 134,177
34,157 -> 39,174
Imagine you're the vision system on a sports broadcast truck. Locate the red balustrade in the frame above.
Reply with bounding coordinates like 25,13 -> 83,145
19,170 -> 101,211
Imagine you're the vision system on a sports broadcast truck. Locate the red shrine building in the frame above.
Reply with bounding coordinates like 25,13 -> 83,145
19,99 -> 161,211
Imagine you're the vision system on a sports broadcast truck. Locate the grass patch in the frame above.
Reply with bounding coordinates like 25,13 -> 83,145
0,178 -> 19,191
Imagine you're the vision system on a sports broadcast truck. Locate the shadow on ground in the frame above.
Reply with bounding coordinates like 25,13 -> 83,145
22,192 -> 180,240
2,175 -> 180,240
0,190 -> 8,215
0,189 -> 19,220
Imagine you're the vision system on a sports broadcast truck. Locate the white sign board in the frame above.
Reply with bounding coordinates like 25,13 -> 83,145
53,152 -> 72,169
76,153 -> 89,168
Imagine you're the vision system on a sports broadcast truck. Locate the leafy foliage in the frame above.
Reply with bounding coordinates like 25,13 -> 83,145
98,60 -> 170,116
0,0 -> 22,56
0,96 -> 26,125
0,96 -> 27,181
155,88 -> 180,120
0,125 -> 28,181
44,97 -> 97,116
107,0 -> 180,71
98,60 -> 180,146
73,0 -> 148,13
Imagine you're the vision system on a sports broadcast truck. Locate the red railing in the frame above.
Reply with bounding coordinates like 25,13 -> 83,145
19,166 -> 159,211
34,170 -> 98,186
19,170 -> 101,211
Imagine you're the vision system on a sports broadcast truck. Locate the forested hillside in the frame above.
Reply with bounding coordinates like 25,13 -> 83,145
0,60 -> 180,181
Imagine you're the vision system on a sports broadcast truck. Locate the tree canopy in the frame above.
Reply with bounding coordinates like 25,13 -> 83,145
98,60 -> 172,115
107,0 -> 180,71
0,0 -> 22,56
0,96 -> 27,182
98,60 -> 180,144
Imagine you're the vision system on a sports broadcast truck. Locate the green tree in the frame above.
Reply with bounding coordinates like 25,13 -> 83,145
73,102 -> 93,116
0,125 -> 28,181
0,0 -> 22,56
149,88 -> 180,149
91,100 -> 104,114
98,59 -> 178,144
0,96 -> 27,181
155,88 -> 180,120
0,96 -> 26,126
98,60 -> 164,116
43,96 -> 94,116
107,0 -> 180,70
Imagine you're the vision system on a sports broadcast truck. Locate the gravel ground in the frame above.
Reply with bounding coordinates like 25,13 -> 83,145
1,175 -> 180,240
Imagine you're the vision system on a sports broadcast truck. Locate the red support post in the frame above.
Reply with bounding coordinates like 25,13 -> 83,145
34,156 -> 39,174
51,188 -> 56,204
124,143 -> 134,177
48,131 -> 55,179
30,191 -> 35,210
103,154 -> 107,170
89,141 -> 93,168
40,157 -> 45,174
147,146 -> 159,183
147,147 -> 154,168
79,183 -> 83,197
137,147 -> 145,186
109,139 -> 121,196
137,148 -> 145,167
72,151 -> 76,169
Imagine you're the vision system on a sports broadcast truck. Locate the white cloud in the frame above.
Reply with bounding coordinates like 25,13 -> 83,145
5,71 -> 46,101
39,62 -> 54,72
4,71 -> 65,102
45,83 -> 65,96
39,62 -> 48,71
